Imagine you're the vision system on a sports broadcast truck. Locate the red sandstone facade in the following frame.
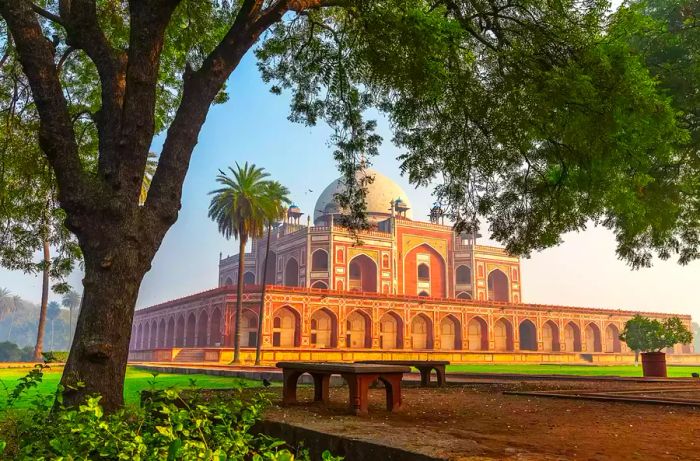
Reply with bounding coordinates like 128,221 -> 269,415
129,170 -> 694,363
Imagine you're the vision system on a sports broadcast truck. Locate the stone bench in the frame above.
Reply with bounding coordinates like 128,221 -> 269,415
356,360 -> 449,387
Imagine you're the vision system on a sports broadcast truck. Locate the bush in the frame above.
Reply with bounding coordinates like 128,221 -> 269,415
1,366 -> 342,460
41,351 -> 69,363
0,342 -> 33,362
619,315 -> 693,353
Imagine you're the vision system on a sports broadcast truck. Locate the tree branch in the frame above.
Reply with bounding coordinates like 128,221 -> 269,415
0,0 -> 87,211
30,2 -> 65,26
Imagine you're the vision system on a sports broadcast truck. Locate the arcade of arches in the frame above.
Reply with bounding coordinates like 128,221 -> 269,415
130,287 -> 693,359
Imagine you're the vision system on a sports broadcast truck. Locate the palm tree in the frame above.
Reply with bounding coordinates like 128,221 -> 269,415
46,301 -> 62,352
255,181 -> 291,365
62,290 -> 81,343
139,152 -> 158,205
1,288 -> 22,341
208,162 -> 273,363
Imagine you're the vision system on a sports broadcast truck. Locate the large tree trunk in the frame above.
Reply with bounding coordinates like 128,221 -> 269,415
232,235 -> 248,364
58,239 -> 150,412
32,238 -> 50,361
255,225 -> 272,365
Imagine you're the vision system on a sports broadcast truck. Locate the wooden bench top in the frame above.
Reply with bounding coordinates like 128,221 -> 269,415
276,362 -> 411,374
356,360 -> 450,366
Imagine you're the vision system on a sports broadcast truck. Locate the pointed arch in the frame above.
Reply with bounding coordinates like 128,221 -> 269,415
224,277 -> 233,286
272,306 -> 301,347
542,320 -> 560,352
494,318 -> 514,351
284,258 -> 300,287
519,319 -> 537,351
348,254 -> 378,292
311,249 -> 329,271
404,243 -> 446,297
197,310 -> 209,346
564,322 -> 582,352
311,280 -> 328,289
185,312 -> 197,347
209,308 -> 222,346
240,309 -> 258,347
243,271 -> 256,285
467,316 -> 488,351
605,324 -> 621,353
310,307 -> 337,348
346,309 -> 371,348
136,323 -> 143,350
456,291 -> 472,299
585,323 -> 602,352
263,250 -> 277,285
158,318 -> 166,348
380,311 -> 403,349
487,269 -> 509,302
455,265 -> 471,285
440,315 -> 461,350
411,313 -> 433,349
175,315 -> 185,347
166,317 -> 175,348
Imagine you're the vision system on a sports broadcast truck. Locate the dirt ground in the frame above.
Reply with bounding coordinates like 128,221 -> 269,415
263,379 -> 700,460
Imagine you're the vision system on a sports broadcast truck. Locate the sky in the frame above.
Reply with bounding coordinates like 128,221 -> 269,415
1,10 -> 698,320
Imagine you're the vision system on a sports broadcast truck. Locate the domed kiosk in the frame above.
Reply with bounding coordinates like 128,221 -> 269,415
314,169 -> 413,225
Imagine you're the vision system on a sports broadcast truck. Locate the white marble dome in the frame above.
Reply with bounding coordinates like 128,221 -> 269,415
314,169 -> 413,224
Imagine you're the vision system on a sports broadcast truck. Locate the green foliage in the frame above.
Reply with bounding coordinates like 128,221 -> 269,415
619,315 -> 694,353
0,367 -> 342,460
258,0 -> 699,267
41,351 -> 68,363
0,342 -> 33,362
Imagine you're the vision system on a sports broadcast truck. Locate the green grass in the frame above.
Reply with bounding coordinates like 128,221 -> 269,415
445,363 -> 700,377
0,366 -> 259,409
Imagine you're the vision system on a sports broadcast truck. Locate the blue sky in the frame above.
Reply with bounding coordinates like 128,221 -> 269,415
1,32 -> 698,319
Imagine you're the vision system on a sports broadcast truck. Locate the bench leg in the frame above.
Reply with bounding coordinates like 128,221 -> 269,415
282,370 -> 302,405
379,373 -> 403,412
343,373 -> 376,415
311,373 -> 330,403
436,366 -> 446,386
418,367 -> 431,387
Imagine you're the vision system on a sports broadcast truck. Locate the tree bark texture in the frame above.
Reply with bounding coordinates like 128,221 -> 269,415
232,235 -> 247,364
32,238 -> 50,361
255,225 -> 272,365
0,0 -> 327,410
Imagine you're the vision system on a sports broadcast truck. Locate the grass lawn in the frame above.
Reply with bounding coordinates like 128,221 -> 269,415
0,365 -> 259,409
445,363 -> 700,377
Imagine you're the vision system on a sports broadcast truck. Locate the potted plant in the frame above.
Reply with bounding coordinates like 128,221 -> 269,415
619,315 -> 693,377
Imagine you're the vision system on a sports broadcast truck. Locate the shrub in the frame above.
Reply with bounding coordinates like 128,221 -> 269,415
41,351 -> 69,363
0,342 -> 33,362
619,315 -> 693,353
1,366 -> 342,460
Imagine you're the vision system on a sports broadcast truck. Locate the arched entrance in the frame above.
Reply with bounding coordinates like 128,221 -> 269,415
467,317 -> 488,351
494,318 -> 514,351
149,322 -> 157,349
284,258 -> 299,287
158,319 -> 166,347
311,280 -> 328,289
240,310 -> 258,347
209,308 -> 222,346
310,308 -> 337,348
272,307 -> 300,347
605,324 -> 621,353
585,323 -> 602,352
348,254 -> 378,292
185,313 -> 196,347
456,265 -> 471,286
542,321 -> 560,352
380,312 -> 403,349
346,310 -> 371,348
136,323 -> 143,350
456,291 -> 472,299
405,244 -> 447,297
487,269 -> 509,302
197,311 -> 208,346
440,315 -> 460,350
519,319 -> 537,351
166,317 -> 175,347
564,322 -> 582,352
243,271 -> 255,285
175,315 -> 185,347
411,314 -> 433,349
311,249 -> 329,271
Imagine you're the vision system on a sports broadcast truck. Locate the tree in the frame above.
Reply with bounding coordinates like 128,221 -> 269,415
61,290 -> 81,343
0,287 -> 19,322
46,300 -> 61,351
255,181 -> 291,365
208,163 -> 273,364
692,322 -> 700,353
619,315 -> 693,353
1,0 -> 697,411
